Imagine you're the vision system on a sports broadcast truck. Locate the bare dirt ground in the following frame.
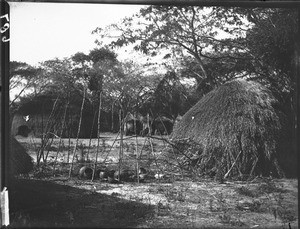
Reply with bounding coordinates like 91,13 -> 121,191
9,134 -> 298,228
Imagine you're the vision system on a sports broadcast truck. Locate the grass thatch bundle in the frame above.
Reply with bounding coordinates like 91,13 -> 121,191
171,79 -> 286,180
10,137 -> 33,176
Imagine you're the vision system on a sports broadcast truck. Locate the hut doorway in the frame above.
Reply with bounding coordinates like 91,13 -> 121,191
16,125 -> 31,137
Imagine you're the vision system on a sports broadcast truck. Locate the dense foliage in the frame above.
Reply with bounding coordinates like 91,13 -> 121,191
93,6 -> 297,110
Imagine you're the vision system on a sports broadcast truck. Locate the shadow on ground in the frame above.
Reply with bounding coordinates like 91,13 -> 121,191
9,178 -> 154,228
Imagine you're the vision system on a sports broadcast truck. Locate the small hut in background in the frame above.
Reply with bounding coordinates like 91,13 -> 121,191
11,114 -> 33,137
152,116 -> 174,135
171,79 -> 291,180
11,113 -> 53,138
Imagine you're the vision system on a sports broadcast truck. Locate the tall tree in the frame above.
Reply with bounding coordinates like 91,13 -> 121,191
93,5 -> 251,90
104,60 -> 160,116
148,71 -> 190,119
244,8 -> 297,94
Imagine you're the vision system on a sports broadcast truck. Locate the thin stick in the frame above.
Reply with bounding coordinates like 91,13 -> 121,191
37,96 -> 60,165
101,112 -> 129,165
248,156 -> 259,179
149,111 -> 186,179
148,136 -> 164,176
224,150 -> 242,179
102,131 -> 120,164
99,115 -> 128,167
157,116 -> 168,135
44,136 -> 54,163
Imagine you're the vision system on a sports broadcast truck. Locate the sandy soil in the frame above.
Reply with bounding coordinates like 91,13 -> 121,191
9,134 -> 298,228
9,176 -> 298,228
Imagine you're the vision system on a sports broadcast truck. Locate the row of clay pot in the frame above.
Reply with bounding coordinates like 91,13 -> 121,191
78,166 -> 148,183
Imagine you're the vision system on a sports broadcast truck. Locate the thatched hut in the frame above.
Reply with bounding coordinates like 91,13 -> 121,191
11,114 -> 32,137
9,137 -> 34,176
11,113 -> 50,138
171,79 -> 289,179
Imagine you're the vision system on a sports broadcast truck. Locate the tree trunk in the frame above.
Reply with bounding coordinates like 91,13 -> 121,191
87,110 -> 97,162
111,102 -> 114,132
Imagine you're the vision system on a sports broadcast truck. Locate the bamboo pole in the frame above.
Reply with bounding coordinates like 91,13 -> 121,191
67,127 -> 71,163
248,156 -> 259,179
68,88 -> 86,178
44,136 -> 54,163
118,109 -> 124,182
92,91 -> 102,181
37,96 -> 60,164
101,113 -> 130,165
67,110 -> 72,163
102,130 -> 120,164
135,112 -> 140,183
52,101 -> 68,175
148,111 -> 185,179
37,103 -> 44,165
148,114 -> 154,160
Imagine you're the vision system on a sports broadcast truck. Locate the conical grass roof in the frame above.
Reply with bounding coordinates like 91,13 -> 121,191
171,79 -> 286,179
10,137 -> 33,176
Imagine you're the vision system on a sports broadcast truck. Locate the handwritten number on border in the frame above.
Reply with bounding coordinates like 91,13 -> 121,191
1,14 -> 10,42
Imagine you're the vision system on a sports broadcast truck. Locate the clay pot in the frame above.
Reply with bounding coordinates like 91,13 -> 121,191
108,176 -> 118,183
99,170 -> 109,180
154,173 -> 165,179
114,169 -> 134,181
138,173 -> 146,182
139,167 -> 147,174
78,166 -> 93,179
107,170 -> 115,178
107,170 -> 117,183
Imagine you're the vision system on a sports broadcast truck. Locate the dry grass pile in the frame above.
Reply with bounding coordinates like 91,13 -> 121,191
171,79 -> 287,179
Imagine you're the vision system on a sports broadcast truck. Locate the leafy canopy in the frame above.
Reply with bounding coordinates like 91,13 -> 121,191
93,5 -> 252,88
